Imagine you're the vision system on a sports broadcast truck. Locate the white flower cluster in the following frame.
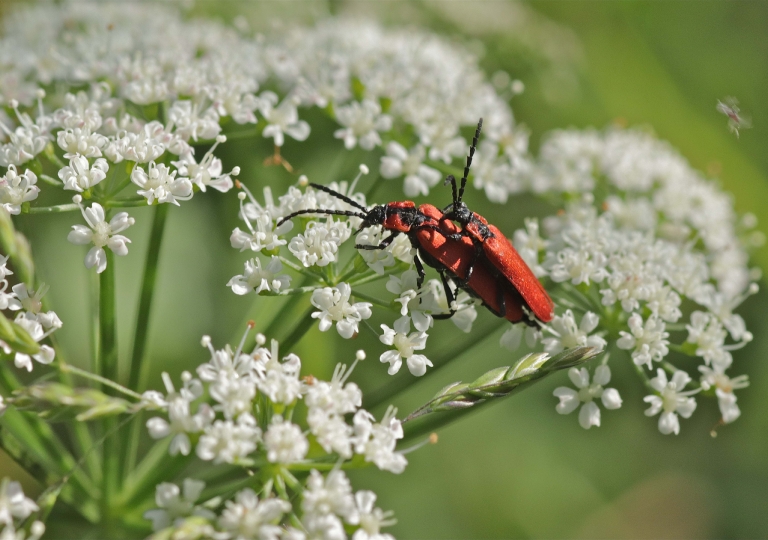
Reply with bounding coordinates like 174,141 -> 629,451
522,128 -> 758,433
0,478 -> 45,540
145,475 -> 396,540
0,257 -> 62,372
227,177 -> 478,378
143,327 -> 402,538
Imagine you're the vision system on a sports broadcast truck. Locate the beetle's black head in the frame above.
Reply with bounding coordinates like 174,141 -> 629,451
453,201 -> 472,225
363,204 -> 386,226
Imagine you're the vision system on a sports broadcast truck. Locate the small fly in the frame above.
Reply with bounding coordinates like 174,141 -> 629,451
716,97 -> 751,138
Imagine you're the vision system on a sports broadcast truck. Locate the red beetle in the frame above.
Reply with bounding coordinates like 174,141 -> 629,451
438,118 -> 554,323
276,119 -> 554,325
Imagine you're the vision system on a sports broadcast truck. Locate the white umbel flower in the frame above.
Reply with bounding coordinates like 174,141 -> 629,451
334,100 -> 392,150
643,369 -> 699,435
67,197 -> 135,273
196,414 -> 262,464
131,161 -> 193,206
302,469 -> 357,524
258,92 -> 311,147
699,365 -> 749,424
227,256 -> 291,296
553,365 -> 622,429
263,415 -> 308,464
58,155 -> 109,192
0,478 -> 38,527
380,141 -> 441,197
0,165 -> 39,214
217,489 -> 291,540
379,318 -> 432,377
143,479 -> 214,532
353,490 -> 396,540
617,312 -> 669,369
311,283 -> 372,339
542,310 -> 606,354
289,218 -> 351,268
352,407 -> 407,474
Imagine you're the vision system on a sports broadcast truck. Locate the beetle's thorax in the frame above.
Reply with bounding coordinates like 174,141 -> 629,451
382,201 -> 419,232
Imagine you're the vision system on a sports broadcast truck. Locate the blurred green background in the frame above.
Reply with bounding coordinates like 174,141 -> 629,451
3,0 -> 768,537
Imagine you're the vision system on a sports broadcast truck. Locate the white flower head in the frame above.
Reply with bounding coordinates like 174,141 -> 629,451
217,489 -> 291,540
58,155 -> 109,192
617,313 -> 669,369
353,490 -> 396,540
334,100 -> 392,150
0,165 -> 39,214
258,91 -> 311,146
196,414 -> 262,464
542,310 -> 606,355
143,479 -> 214,532
699,365 -> 749,424
227,256 -> 291,296
380,141 -> 441,197
352,406 -> 407,474
131,161 -> 193,206
379,318 -> 432,377
171,135 -> 236,193
302,469 -> 357,524
10,315 -> 56,372
311,283 -> 372,339
0,478 -> 38,527
289,218 -> 351,268
553,365 -> 622,429
264,415 -> 308,464
67,197 -> 135,273
643,369 -> 699,435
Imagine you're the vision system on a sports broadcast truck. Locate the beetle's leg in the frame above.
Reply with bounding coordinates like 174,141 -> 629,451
432,272 -> 457,320
413,254 -> 426,289
355,232 -> 398,250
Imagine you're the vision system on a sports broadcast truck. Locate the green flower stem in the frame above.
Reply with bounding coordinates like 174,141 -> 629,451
24,203 -> 80,214
59,362 -> 143,401
272,286 -> 322,297
364,319 -> 506,410
347,265 -> 406,287
128,203 -> 169,391
124,203 -> 169,483
118,441 -> 194,510
38,174 -> 62,187
43,145 -> 67,169
280,306 -> 318,353
632,361 -> 657,392
98,250 -> 121,524
50,342 -> 102,484
105,198 -> 147,208
350,289 -> 393,309
279,256 -> 326,282
0,366 -> 99,504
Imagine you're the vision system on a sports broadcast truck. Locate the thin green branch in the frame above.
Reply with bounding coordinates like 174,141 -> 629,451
125,203 -> 169,481
59,362 -> 143,401
25,203 -> 79,214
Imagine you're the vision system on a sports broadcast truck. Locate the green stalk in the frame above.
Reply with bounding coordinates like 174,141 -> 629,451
127,203 -> 169,391
364,319 -> 506,410
98,251 -> 120,527
280,306 -> 317,353
25,203 -> 80,214
124,203 -> 169,487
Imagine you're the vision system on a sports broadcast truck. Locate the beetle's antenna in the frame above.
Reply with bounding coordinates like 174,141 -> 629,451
309,183 -> 368,212
277,209 -> 367,227
457,118 -> 482,207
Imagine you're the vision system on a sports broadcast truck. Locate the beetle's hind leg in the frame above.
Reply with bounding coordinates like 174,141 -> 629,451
432,272 -> 458,320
